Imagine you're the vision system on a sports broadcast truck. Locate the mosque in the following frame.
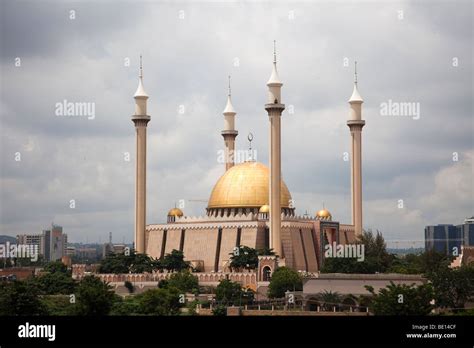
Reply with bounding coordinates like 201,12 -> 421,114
130,47 -> 366,275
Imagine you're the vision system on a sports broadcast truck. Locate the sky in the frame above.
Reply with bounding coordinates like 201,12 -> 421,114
0,0 -> 472,247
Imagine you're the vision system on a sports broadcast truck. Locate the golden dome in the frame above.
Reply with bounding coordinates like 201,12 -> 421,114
167,208 -> 184,217
316,208 -> 332,220
207,161 -> 292,209
259,204 -> 270,213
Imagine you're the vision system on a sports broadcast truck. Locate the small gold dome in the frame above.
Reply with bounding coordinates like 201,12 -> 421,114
167,208 -> 184,217
316,208 -> 332,220
208,161 -> 292,209
259,204 -> 270,213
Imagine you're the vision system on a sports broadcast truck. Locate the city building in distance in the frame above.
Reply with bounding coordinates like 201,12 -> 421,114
16,223 -> 67,262
425,217 -> 474,256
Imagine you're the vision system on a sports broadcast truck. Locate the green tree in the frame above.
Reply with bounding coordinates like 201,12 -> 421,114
365,282 -> 434,315
428,265 -> 474,311
257,247 -> 277,257
167,271 -> 199,294
43,261 -> 68,274
75,275 -> 117,316
215,279 -> 243,305
229,246 -> 258,271
98,250 -> 160,274
321,230 -> 394,274
0,280 -> 46,315
110,296 -> 141,316
317,290 -> 342,311
137,287 -> 182,315
267,267 -> 302,298
124,281 -> 134,294
33,271 -> 76,295
161,250 -> 190,272
41,295 -> 76,316
98,253 -> 130,274
130,253 -> 156,273
212,304 -> 227,316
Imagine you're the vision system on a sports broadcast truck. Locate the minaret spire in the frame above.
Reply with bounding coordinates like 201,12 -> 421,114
354,60 -> 357,85
222,76 -> 238,171
273,40 -> 277,63
347,61 -> 365,237
139,54 -> 143,78
132,55 -> 151,254
265,42 -> 285,259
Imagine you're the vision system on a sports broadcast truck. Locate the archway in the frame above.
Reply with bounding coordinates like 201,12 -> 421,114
262,266 -> 272,281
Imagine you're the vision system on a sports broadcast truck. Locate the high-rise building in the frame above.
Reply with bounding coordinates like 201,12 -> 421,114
425,218 -> 474,256
49,224 -> 67,261
17,224 -> 67,261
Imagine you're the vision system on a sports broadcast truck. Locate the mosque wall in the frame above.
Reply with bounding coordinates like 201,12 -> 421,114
146,229 -> 164,259
240,226 -> 259,249
218,227 -> 238,270
302,228 -> 318,272
164,228 -> 181,255
182,228 -> 219,272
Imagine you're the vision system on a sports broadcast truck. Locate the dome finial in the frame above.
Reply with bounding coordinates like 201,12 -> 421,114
228,75 -> 231,97
247,132 -> 254,161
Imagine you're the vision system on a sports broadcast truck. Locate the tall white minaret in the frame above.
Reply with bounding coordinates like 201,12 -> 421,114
132,55 -> 151,254
265,41 -> 285,257
347,62 -> 365,237
221,76 -> 238,171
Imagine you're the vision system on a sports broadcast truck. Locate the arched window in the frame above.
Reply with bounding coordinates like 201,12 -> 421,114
262,266 -> 272,281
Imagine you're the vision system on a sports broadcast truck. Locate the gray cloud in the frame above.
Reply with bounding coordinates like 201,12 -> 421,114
0,0 -> 472,246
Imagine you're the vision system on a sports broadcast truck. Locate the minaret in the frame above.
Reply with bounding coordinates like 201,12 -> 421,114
221,76 -> 238,171
132,55 -> 151,254
347,62 -> 365,237
265,41 -> 285,257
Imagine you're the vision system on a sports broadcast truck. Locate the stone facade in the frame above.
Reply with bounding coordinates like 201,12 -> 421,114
145,214 -> 356,273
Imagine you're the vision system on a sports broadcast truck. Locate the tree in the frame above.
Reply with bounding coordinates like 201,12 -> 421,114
161,250 -> 190,272
365,282 -> 434,315
317,290 -> 342,311
33,271 -> 76,295
267,267 -> 302,298
75,275 -> 117,316
388,250 -> 451,275
427,265 -> 474,311
98,250 -> 161,274
321,230 -> 394,274
43,261 -> 68,274
166,271 -> 199,294
124,281 -> 134,294
98,253 -> 131,274
229,246 -> 258,271
257,247 -> 277,257
110,296 -> 141,316
215,279 -> 244,305
0,280 -> 46,316
212,304 -> 227,316
137,288 -> 182,315
130,253 -> 156,273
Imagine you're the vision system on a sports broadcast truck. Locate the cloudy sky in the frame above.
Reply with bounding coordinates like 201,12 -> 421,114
0,0 -> 472,247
